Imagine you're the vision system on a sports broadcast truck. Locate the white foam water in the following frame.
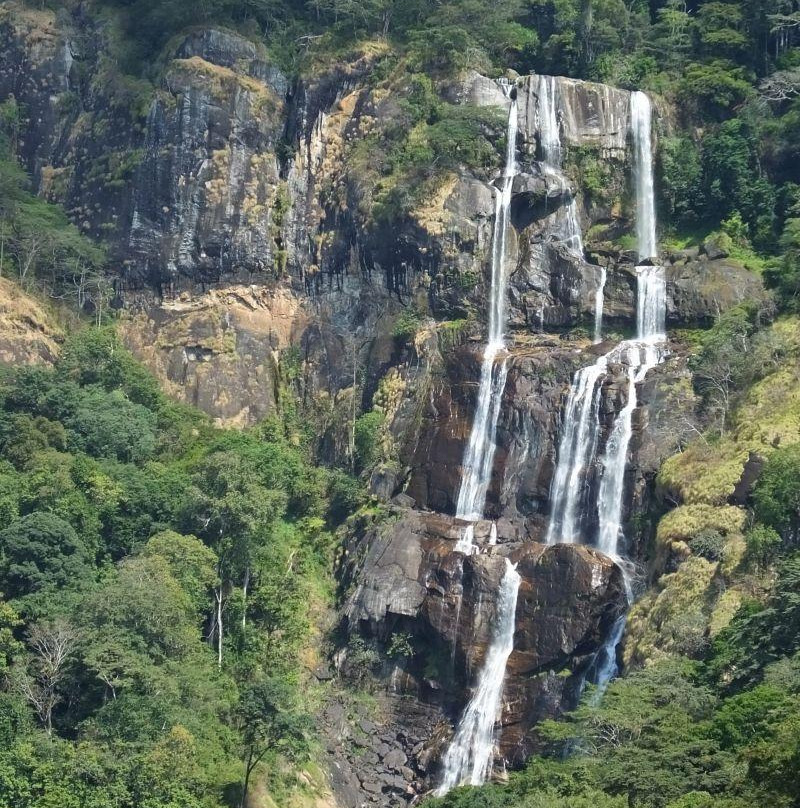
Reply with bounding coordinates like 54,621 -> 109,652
436,559 -> 521,793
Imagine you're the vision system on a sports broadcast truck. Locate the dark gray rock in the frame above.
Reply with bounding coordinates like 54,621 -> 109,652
666,258 -> 765,325
701,234 -> 730,260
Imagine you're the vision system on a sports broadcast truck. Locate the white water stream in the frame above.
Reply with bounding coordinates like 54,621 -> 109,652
545,89 -> 664,696
439,83 -> 522,795
440,84 -> 663,793
455,84 -> 518,526
589,90 -> 664,693
436,559 -> 521,793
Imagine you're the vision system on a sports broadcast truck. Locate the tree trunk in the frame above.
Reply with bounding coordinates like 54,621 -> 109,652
242,566 -> 250,630
215,587 -> 223,669
240,749 -> 254,808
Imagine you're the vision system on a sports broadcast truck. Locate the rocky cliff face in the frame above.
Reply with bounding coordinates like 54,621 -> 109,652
0,6 -> 766,805
327,507 -> 625,803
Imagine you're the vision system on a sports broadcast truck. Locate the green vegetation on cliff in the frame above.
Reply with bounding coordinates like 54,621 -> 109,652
0,325 -> 357,807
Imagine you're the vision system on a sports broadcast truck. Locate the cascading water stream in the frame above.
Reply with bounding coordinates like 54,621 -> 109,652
544,357 -> 607,545
547,90 -> 663,551
537,75 -> 585,259
436,559 -> 521,794
536,78 -> 614,546
596,267 -> 665,562
631,91 -> 658,262
438,83 -> 522,796
454,84 -> 518,528
545,89 -> 664,696
588,90 -> 665,695
442,83 -> 662,793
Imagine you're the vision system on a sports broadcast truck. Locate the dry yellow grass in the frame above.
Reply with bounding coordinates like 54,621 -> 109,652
0,277 -> 63,365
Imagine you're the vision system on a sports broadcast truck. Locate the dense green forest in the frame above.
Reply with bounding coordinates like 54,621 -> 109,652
1,0 -> 800,806
0,326 -> 362,807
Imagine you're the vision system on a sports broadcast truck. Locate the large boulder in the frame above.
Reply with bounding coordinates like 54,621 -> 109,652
666,258 -> 765,325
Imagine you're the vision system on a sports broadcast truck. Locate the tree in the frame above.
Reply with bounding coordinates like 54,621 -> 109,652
9,619 -> 79,734
764,217 -> 800,310
0,598 -> 21,673
659,136 -> 703,226
680,61 -> 753,118
80,555 -> 198,669
186,451 -> 288,664
142,531 -> 218,620
237,678 -> 312,808
711,684 -> 791,749
700,118 -> 776,243
0,512 -> 93,601
753,444 -> 800,537
709,554 -> 800,688
65,388 -> 158,463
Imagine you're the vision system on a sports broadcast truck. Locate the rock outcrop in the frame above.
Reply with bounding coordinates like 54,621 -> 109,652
0,277 -> 62,366
335,508 -> 626,800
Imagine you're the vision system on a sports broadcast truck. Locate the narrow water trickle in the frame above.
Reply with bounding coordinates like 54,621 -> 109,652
537,75 -> 585,258
594,267 -> 606,344
436,559 -> 521,794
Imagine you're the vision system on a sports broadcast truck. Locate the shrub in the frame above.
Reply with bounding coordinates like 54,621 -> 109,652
387,632 -> 414,659
354,411 -> 384,473
753,444 -> 800,538
688,529 -> 726,561
744,524 -> 783,569
393,308 -> 421,342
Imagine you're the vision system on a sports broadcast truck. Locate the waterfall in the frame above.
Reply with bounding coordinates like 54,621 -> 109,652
594,89 -> 665,561
588,614 -> 626,705
537,75 -> 584,258
537,75 -> 561,166
439,84 -> 520,796
455,85 -> 518,526
588,91 -> 664,696
436,559 -> 521,794
631,91 -> 657,261
594,267 -> 606,344
546,91 -> 664,704
544,357 -> 607,545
